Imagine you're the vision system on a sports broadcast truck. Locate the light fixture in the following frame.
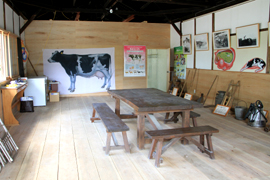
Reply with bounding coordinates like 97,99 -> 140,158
109,9 -> 113,13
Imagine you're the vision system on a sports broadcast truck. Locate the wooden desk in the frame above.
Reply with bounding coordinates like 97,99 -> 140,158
1,84 -> 28,126
108,88 -> 203,149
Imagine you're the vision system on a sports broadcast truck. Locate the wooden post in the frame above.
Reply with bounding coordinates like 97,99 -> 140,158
137,114 -> 145,149
115,98 -> 120,117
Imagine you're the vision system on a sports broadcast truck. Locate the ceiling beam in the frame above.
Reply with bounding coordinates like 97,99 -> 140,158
3,0 -> 27,19
140,2 -> 151,10
20,9 -> 41,34
171,23 -> 182,37
60,8 -> 199,16
123,14 -> 135,22
131,0 -> 209,7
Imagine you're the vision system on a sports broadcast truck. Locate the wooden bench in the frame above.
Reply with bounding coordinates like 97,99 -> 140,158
91,103 -> 130,155
164,111 -> 200,126
145,125 -> 219,167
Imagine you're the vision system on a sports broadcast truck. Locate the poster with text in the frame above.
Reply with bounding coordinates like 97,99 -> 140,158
174,46 -> 187,79
124,45 -> 146,77
43,47 -> 115,95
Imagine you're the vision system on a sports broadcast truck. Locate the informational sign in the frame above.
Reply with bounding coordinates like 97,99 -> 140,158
213,104 -> 231,117
124,45 -> 146,77
174,46 -> 187,79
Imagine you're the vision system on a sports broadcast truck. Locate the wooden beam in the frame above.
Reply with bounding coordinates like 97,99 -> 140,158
140,2 -> 151,10
19,9 -> 41,34
171,23 -> 182,37
3,0 -> 27,20
131,0 -> 208,7
211,13 -> 214,70
123,14 -> 135,22
75,12 -> 80,21
267,2 -> 270,73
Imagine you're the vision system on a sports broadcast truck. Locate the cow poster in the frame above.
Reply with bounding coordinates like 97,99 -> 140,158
124,45 -> 146,77
43,48 -> 115,95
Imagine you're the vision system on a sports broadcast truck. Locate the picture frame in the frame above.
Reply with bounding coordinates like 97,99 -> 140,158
171,87 -> 179,96
236,23 -> 260,49
213,104 -> 231,117
182,34 -> 192,54
184,93 -> 192,100
194,33 -> 209,51
213,29 -> 230,50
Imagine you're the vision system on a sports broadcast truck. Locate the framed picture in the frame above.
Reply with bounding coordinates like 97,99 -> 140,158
184,93 -> 192,100
194,33 -> 209,51
236,23 -> 260,49
182,34 -> 192,54
213,29 -> 230,50
171,87 -> 179,96
213,104 -> 231,117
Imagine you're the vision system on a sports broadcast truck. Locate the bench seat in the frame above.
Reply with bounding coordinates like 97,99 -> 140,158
145,125 -> 219,167
91,103 -> 130,155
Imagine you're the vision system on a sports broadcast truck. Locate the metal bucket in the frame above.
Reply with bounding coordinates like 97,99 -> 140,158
234,100 -> 247,120
235,106 -> 246,120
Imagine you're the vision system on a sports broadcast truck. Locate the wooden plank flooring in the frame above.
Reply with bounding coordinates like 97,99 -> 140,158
1,96 -> 270,180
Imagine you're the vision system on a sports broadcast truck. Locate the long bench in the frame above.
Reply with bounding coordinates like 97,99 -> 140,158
145,125 -> 219,167
91,103 -> 130,155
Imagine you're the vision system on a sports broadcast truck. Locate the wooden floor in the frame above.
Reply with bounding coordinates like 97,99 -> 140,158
1,96 -> 270,180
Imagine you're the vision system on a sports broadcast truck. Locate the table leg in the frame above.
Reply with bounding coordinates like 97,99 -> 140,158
137,114 -> 145,149
115,98 -> 120,117
181,110 -> 191,144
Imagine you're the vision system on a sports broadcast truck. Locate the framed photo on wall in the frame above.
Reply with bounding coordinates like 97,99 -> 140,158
182,34 -> 192,54
236,23 -> 260,49
213,29 -> 230,50
194,33 -> 209,51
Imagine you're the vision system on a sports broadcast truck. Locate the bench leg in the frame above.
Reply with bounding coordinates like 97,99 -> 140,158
200,135 -> 204,153
91,108 -> 96,122
155,139 -> 163,167
206,134 -> 215,159
105,132 -> 112,155
192,117 -> 198,127
111,133 -> 118,146
122,131 -> 130,153
148,139 -> 158,159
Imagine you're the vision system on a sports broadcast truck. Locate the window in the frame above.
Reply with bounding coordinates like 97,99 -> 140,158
0,29 -> 20,81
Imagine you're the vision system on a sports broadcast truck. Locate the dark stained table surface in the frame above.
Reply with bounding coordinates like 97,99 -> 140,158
108,88 -> 204,112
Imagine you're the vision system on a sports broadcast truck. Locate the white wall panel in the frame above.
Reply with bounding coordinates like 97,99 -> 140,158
170,22 -> 180,67
215,0 -> 269,33
14,13 -> 19,36
20,16 -> 25,41
5,4 -> 13,32
0,0 -> 4,29
195,14 -> 212,70
182,19 -> 194,68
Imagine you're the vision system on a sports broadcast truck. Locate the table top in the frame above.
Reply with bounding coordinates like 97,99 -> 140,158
108,88 -> 203,112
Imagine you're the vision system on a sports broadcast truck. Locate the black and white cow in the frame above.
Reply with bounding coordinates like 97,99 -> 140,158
48,50 -> 111,92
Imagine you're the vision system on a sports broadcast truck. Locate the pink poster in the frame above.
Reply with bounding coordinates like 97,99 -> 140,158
124,45 -> 146,77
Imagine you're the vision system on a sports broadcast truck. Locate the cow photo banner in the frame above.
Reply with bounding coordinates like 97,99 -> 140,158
124,45 -> 146,77
43,48 -> 115,95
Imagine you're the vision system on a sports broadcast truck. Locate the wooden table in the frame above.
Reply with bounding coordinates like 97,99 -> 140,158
1,84 -> 28,126
108,88 -> 204,149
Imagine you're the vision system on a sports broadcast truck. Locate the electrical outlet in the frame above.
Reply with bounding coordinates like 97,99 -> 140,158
194,89 -> 196,93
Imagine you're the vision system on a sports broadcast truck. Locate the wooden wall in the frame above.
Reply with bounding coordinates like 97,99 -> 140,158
25,21 -> 170,90
186,68 -> 270,111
